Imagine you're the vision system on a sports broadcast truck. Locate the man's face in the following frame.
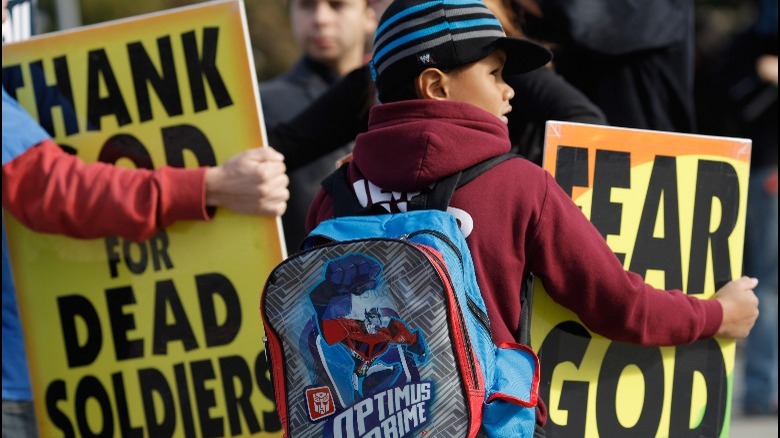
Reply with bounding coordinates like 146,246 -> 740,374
289,0 -> 377,74
2,0 -> 8,24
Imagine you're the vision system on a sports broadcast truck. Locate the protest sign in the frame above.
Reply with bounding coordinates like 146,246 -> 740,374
533,121 -> 751,437
1,0 -> 284,436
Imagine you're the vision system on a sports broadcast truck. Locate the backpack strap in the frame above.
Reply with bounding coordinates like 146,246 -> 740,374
409,153 -> 517,211
323,153 -> 519,216
321,163 -> 359,217
321,163 -> 388,218
516,273 -> 535,346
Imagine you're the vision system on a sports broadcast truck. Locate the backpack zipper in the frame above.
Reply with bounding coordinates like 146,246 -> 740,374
259,282 -> 289,430
466,297 -> 491,335
412,243 -> 481,391
406,230 -> 493,336
407,229 -> 461,260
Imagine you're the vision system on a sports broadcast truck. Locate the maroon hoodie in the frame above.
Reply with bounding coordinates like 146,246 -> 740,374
307,99 -> 722,349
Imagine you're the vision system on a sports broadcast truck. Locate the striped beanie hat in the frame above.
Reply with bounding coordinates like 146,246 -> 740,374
369,0 -> 552,101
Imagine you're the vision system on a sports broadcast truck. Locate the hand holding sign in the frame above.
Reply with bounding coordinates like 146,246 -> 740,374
714,276 -> 760,339
205,146 -> 290,216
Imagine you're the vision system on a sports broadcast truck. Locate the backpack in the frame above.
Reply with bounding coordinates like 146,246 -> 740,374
260,154 -> 539,437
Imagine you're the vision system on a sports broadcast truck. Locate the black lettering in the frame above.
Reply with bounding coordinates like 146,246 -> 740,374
163,124 -> 217,167
30,57 -> 80,136
197,273 -> 241,347
539,321 -> 591,436
192,359 -> 224,438
122,239 -> 149,275
105,286 -> 143,360
46,380 -> 75,438
182,28 -> 232,112
174,363 -> 198,438
592,150 -> 631,264
128,37 -> 183,122
58,295 -> 102,367
554,146 -> 589,198
255,351 -> 281,431
149,230 -> 174,271
220,355 -> 261,435
687,160 -> 740,293
59,144 -> 78,155
139,368 -> 176,437
111,373 -> 143,438
153,280 -> 199,354
596,343 -> 663,435
629,156 -> 683,289
104,233 -> 172,278
1,64 -> 25,99
105,236 -> 122,278
98,133 -> 154,169
75,376 -> 114,438
669,339 -> 727,437
87,49 -> 132,130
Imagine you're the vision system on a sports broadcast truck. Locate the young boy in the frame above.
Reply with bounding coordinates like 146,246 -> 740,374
305,0 -> 759,432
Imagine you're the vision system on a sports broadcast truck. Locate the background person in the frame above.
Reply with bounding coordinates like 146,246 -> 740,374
260,0 -> 377,254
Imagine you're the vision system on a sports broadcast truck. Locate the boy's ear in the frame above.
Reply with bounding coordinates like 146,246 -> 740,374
415,68 -> 449,100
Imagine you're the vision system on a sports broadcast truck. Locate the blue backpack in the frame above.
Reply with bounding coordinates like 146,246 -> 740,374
260,154 -> 539,437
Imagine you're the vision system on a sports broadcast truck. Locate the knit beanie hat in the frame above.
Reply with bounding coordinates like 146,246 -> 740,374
369,0 -> 552,101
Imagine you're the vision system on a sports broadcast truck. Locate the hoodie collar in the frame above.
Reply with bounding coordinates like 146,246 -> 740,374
352,100 -> 511,191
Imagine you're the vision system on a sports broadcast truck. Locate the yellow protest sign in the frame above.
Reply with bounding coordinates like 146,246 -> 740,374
533,121 -> 751,437
1,0 -> 284,436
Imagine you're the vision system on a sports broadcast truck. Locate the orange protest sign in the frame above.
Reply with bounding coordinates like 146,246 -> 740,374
534,121 -> 751,437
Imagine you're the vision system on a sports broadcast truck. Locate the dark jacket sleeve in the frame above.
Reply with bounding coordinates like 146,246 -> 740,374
267,66 -> 374,172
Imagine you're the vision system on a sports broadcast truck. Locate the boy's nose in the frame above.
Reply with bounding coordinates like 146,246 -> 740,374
504,84 -> 515,101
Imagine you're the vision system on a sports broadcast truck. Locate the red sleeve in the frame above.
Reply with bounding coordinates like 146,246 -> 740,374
528,172 -> 723,345
2,140 -> 210,242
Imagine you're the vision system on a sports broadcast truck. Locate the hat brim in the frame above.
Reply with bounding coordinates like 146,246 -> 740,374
493,37 -> 553,75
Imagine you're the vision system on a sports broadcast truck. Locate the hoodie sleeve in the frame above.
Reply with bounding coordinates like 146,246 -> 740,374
528,172 -> 723,345
2,139 -> 210,242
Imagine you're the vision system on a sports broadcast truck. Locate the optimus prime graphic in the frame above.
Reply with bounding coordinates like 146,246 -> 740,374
301,254 -> 429,410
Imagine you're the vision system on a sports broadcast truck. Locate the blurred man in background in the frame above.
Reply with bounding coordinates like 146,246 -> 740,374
260,0 -> 377,254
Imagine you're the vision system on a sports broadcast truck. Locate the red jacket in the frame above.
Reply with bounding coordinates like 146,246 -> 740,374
307,99 -> 722,347
2,139 -> 210,242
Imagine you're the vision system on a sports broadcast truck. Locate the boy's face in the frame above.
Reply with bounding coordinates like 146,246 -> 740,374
290,0 -> 377,75
442,49 -> 515,124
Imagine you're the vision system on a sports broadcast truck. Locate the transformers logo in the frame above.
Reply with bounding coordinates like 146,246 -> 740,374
306,386 -> 336,421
